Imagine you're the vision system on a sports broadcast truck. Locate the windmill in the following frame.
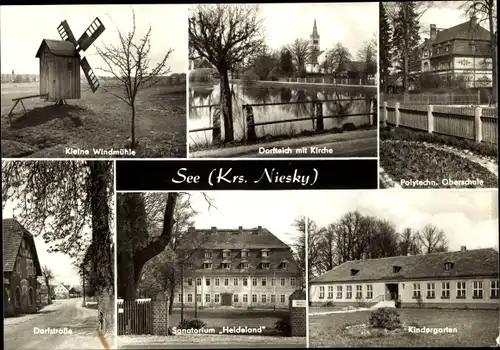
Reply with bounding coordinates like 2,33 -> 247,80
35,17 -> 106,104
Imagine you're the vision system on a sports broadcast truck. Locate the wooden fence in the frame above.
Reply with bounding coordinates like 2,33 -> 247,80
117,299 -> 152,335
189,98 -> 377,142
381,101 -> 498,144
381,92 -> 481,105
284,76 -> 376,86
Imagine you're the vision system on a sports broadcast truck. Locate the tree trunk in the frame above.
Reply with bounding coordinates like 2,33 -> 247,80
168,286 -> 175,316
131,103 -> 136,148
219,68 -> 234,142
88,161 -> 115,335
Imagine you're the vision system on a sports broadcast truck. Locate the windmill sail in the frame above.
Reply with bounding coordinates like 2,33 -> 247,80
80,57 -> 100,93
57,20 -> 78,47
77,17 -> 105,52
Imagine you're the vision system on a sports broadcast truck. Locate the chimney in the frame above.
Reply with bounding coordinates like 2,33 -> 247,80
461,246 -> 467,252
238,226 -> 243,233
257,225 -> 262,234
211,226 -> 216,234
430,24 -> 437,41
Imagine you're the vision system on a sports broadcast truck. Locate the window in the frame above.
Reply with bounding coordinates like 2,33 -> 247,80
423,50 -> 429,57
188,294 -> 193,302
258,278 -> 265,287
356,285 -> 362,299
185,263 -> 193,269
281,262 -> 288,269
261,263 -> 270,269
491,280 -> 499,298
366,285 -> 373,299
196,294 -> 201,303
271,278 -> 276,286
215,278 -> 220,286
28,287 -> 33,306
413,283 -> 421,298
346,285 -> 352,299
441,282 -> 450,298
233,278 -> 238,286
261,294 -> 267,303
204,251 -> 212,258
15,257 -> 21,274
206,294 -> 211,303
178,294 -> 182,303
470,44 -> 476,52
327,286 -> 334,299
203,263 -> 212,269
222,263 -> 230,269
473,281 -> 483,298
426,283 -> 435,298
262,250 -> 270,257
243,278 -> 248,286
252,294 -> 257,303
336,286 -> 343,299
393,266 -> 402,273
444,262 -> 454,270
223,250 -> 231,258
457,282 -> 466,298
280,278 -> 286,286
240,263 -> 249,269
241,250 -> 248,258
214,294 -> 220,303
271,294 -> 276,303
224,278 -> 229,286
206,278 -> 211,286
350,269 -> 359,276
319,286 -> 325,299
196,278 -> 201,286
280,294 -> 286,303
233,294 -> 239,303
67,61 -> 73,71
290,278 -> 296,286
437,47 -> 441,54
252,278 -> 257,286
243,294 -> 248,303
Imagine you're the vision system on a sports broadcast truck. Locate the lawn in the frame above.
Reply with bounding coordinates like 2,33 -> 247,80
309,308 -> 499,347
1,82 -> 186,158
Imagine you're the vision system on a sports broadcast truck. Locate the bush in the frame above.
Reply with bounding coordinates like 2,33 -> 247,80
417,296 -> 424,308
323,301 -> 335,307
275,317 -> 291,336
177,318 -> 207,330
395,299 -> 401,308
189,68 -> 216,83
241,70 -> 259,86
369,307 -> 401,330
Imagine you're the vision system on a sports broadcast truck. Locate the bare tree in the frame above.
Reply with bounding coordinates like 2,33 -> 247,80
357,36 -> 377,76
398,227 -> 422,255
323,43 -> 352,79
461,0 -> 497,105
418,224 -> 449,253
96,7 -> 174,149
285,39 -> 311,75
189,4 -> 265,142
41,266 -> 54,305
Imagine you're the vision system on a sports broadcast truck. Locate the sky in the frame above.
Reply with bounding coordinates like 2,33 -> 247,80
303,190 -> 498,251
3,200 -> 91,287
0,5 -> 187,75
415,1 -> 493,39
187,192 -> 304,248
259,3 -> 377,59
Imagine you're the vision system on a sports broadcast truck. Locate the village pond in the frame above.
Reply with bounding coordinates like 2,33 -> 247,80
188,82 -> 377,148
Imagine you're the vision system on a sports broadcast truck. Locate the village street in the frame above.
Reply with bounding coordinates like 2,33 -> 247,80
4,298 -> 105,350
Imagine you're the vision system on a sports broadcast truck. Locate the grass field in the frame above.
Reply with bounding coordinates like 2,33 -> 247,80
309,308 -> 498,347
1,82 -> 186,158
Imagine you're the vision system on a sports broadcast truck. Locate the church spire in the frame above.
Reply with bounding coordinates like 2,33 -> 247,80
312,19 -> 319,38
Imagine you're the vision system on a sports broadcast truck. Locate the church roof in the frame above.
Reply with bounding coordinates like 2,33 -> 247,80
312,19 -> 319,38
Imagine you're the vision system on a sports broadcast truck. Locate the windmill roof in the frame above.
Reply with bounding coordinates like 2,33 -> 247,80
310,248 -> 499,284
36,39 -> 77,58
3,218 -> 42,276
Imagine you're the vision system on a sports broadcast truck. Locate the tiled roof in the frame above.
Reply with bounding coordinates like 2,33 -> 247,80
35,39 -> 77,58
185,227 -> 301,276
3,218 -> 42,275
310,248 -> 499,283
432,20 -> 491,44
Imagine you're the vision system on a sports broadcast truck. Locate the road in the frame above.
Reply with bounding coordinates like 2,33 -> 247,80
4,298 -> 105,350
190,129 -> 378,158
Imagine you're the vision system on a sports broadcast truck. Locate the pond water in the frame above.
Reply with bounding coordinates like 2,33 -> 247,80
188,82 -> 376,146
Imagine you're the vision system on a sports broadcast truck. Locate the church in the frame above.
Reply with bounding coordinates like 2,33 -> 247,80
305,20 -> 327,74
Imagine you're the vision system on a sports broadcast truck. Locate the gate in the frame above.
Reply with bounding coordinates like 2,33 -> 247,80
117,299 -> 152,335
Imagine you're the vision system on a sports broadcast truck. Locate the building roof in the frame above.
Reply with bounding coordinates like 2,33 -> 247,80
432,19 -> 491,45
311,19 -> 319,38
3,218 -> 42,276
310,248 -> 499,284
35,39 -> 77,58
185,226 -> 301,276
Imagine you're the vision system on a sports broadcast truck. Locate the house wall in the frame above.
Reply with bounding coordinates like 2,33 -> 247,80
310,277 -> 499,309
173,275 -> 300,308
39,47 -> 80,101
54,285 -> 69,299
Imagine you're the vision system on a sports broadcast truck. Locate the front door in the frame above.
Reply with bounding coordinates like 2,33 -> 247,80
386,284 -> 399,300
221,293 -> 232,306
47,59 -> 56,101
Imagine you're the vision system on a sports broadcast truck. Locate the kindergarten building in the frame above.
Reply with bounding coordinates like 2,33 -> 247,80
309,247 -> 499,309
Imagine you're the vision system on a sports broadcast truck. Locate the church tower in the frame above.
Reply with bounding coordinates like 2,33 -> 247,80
310,19 -> 320,52
307,20 -> 321,73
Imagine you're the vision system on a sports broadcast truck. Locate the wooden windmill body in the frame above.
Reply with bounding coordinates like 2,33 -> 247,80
35,18 -> 105,103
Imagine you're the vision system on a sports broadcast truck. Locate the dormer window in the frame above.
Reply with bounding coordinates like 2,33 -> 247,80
203,263 -> 212,269
222,261 -> 231,269
261,249 -> 270,258
279,260 -> 289,269
444,262 -> 454,270
240,262 -> 249,269
350,269 -> 359,276
260,262 -> 270,269
204,251 -> 212,258
393,266 -> 402,273
185,263 -> 193,269
470,44 -> 476,52
223,250 -> 231,258
241,249 -> 249,258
